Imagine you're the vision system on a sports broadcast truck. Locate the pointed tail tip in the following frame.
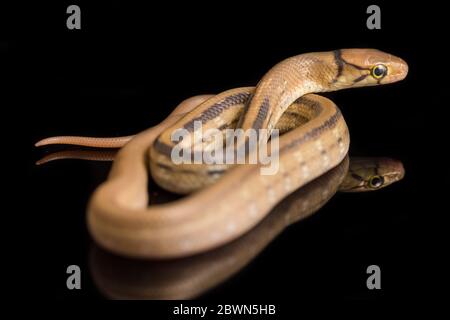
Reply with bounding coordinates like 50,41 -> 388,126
35,138 -> 55,147
35,138 -> 49,147
35,156 -> 47,165
35,155 -> 53,166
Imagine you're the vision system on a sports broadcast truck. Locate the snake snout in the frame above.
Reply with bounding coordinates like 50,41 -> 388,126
384,56 -> 409,83
378,157 -> 405,182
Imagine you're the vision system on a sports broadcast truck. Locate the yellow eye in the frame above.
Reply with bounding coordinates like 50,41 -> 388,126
370,64 -> 388,79
368,175 -> 384,188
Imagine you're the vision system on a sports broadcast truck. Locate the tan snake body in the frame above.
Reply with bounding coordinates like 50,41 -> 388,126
36,49 -> 408,258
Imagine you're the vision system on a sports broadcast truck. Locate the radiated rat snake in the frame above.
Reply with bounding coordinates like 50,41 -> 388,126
36,49 -> 408,258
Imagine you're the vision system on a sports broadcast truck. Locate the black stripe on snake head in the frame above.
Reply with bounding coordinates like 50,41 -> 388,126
374,162 -> 380,176
351,173 -> 365,182
353,74 -> 368,84
332,49 -> 372,84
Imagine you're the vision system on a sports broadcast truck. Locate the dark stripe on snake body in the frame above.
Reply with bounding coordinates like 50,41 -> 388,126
235,92 -> 254,129
280,108 -> 342,152
218,119 -> 239,131
153,140 -> 174,158
295,96 -> 323,114
251,97 -> 270,130
207,169 -> 227,176
156,162 -> 226,176
154,120 -> 240,159
156,162 -> 175,171
282,111 -> 309,123
183,92 -> 251,132
155,141 -> 230,163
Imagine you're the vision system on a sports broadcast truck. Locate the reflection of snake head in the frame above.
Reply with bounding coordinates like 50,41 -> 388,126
332,49 -> 408,89
339,157 -> 405,192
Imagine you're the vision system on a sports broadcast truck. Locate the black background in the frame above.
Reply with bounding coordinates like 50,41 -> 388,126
9,0 -> 448,312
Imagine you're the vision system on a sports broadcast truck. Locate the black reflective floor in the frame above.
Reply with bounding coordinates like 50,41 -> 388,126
30,148 -> 416,300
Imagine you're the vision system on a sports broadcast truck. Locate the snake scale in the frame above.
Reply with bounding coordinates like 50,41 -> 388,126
36,49 -> 408,258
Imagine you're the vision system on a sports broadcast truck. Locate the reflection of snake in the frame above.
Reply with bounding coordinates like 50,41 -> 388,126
36,49 -> 408,258
89,157 -> 403,299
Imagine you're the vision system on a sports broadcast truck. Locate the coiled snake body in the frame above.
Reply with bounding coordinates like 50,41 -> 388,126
36,49 -> 408,258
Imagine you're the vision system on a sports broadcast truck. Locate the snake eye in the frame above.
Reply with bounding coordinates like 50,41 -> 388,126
368,175 -> 384,188
370,64 -> 388,79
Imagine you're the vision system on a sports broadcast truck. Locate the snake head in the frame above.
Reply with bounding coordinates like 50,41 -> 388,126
332,49 -> 408,88
339,157 -> 405,192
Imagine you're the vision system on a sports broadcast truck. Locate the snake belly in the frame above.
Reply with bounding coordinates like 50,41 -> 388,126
86,49 -> 407,258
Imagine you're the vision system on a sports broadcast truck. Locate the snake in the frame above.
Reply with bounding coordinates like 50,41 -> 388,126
89,156 -> 403,299
36,49 -> 408,259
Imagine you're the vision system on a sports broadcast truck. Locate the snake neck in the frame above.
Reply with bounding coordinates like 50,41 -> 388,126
238,52 -> 338,133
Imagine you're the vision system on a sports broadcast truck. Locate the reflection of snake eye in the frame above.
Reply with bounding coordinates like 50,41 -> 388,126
371,64 -> 388,79
368,175 -> 384,188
